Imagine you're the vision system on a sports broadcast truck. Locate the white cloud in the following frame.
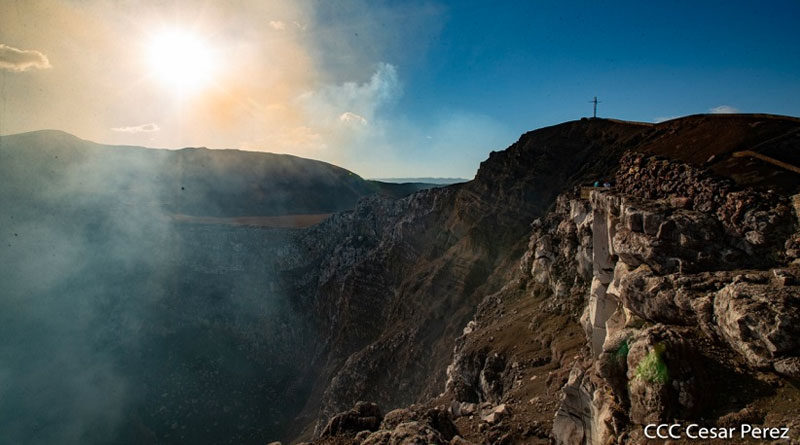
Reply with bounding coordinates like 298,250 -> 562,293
298,63 -> 400,126
266,61 -> 508,178
269,20 -> 286,30
110,123 -> 160,133
0,43 -> 51,72
278,63 -> 403,168
709,105 -> 739,114
339,112 -> 368,126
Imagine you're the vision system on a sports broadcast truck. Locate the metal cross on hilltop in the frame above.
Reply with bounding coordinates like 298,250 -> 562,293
590,96 -> 601,118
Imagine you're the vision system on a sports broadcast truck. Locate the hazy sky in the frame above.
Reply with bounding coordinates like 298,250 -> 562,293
1,0 -> 799,178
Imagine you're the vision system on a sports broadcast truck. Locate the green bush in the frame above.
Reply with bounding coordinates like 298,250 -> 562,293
634,343 -> 669,384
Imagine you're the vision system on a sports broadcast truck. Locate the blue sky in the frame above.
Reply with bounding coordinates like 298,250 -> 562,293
397,0 -> 800,125
309,0 -> 800,176
1,0 -> 799,178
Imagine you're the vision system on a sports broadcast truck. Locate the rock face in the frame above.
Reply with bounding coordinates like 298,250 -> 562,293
281,119 -> 650,439
319,402 -> 383,438
281,115 -> 800,444
545,152 -> 800,444
714,276 -> 800,368
319,403 -> 458,445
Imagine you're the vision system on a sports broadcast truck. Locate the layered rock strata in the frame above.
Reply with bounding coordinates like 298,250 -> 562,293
550,153 -> 799,444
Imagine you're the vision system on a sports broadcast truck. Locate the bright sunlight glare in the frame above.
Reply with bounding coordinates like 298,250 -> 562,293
147,29 -> 217,94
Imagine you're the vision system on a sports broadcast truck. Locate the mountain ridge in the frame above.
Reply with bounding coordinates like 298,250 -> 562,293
0,129 -> 436,218
2,114 -> 799,444
272,113 -> 800,443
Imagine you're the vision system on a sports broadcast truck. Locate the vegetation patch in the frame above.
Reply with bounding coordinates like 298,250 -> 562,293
634,343 -> 669,384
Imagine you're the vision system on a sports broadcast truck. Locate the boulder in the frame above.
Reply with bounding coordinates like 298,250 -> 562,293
362,408 -> 457,445
361,421 -> 448,445
481,404 -> 510,424
319,401 -> 383,438
714,278 -> 800,367
449,436 -> 475,445
449,401 -> 477,418
381,408 -> 415,430
774,357 -> 800,379
552,364 -> 617,445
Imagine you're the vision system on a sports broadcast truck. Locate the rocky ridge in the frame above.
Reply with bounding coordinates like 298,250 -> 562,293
280,119 -> 648,440
279,115 -> 800,444
551,152 -> 799,444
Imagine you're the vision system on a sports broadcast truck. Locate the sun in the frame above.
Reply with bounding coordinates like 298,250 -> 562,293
147,29 -> 217,94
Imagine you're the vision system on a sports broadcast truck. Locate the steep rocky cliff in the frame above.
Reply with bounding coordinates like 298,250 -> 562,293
548,152 -> 799,444
288,114 -> 800,444
278,118 -> 648,440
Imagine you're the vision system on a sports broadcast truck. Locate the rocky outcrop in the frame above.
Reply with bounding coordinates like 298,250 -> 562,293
714,272 -> 800,369
280,119 -> 651,440
318,402 -> 459,445
320,402 -> 384,438
544,152 -> 800,444
276,115 -> 800,444
522,194 -> 594,315
615,152 -> 793,262
428,146 -> 799,444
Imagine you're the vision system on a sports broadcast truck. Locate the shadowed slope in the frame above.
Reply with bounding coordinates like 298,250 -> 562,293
282,114 -> 800,442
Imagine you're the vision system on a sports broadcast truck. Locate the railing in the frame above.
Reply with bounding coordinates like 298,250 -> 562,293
731,150 -> 800,175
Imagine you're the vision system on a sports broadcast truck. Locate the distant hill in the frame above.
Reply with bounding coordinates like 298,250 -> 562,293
617,113 -> 800,191
0,130 -> 431,219
372,177 -> 469,185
